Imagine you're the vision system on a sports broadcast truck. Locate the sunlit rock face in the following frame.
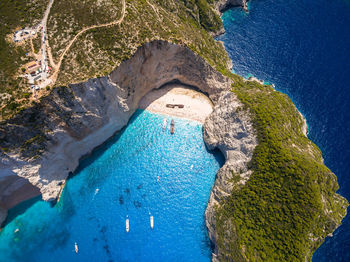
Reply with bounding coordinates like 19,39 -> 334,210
0,41 -> 255,234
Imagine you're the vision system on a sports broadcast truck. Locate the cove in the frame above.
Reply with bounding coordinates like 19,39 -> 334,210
219,0 -> 350,260
0,109 -> 224,261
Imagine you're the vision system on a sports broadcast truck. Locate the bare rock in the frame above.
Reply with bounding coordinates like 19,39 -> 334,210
214,0 -> 248,14
0,206 -> 7,227
0,40 -> 244,223
0,41 -> 257,259
203,91 -> 257,258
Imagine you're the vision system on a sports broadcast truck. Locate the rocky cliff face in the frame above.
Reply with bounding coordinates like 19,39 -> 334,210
0,41 -> 253,230
215,0 -> 248,13
204,91 -> 257,261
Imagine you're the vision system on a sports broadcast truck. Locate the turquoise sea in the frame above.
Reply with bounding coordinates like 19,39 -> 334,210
0,110 -> 224,261
2,0 -> 350,260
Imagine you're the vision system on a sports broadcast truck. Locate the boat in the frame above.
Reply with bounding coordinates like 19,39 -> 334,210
74,242 -> 78,253
170,119 -> 175,134
163,118 -> 167,131
126,216 -> 129,233
166,104 -> 184,109
150,215 -> 154,229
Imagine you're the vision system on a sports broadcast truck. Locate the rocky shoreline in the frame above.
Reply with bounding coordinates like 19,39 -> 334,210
203,90 -> 257,261
0,1 -> 347,261
215,0 -> 248,13
0,40 -> 253,228
0,35 -> 259,259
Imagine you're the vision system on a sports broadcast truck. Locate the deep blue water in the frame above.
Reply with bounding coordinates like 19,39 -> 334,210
219,0 -> 350,260
0,110 -> 224,261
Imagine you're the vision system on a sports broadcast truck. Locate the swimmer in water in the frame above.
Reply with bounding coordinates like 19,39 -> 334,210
157,176 -> 159,182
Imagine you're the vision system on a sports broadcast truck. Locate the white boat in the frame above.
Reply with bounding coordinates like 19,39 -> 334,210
162,118 -> 167,131
150,215 -> 154,229
126,216 -> 129,233
74,242 -> 78,253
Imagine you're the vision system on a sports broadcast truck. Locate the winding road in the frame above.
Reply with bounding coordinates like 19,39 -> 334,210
50,0 -> 126,84
40,0 -> 54,77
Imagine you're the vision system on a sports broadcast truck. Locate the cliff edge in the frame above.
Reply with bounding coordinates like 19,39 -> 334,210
0,40 -> 234,223
0,0 -> 347,261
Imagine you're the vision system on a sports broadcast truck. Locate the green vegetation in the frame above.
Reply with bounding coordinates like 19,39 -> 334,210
0,1 -> 347,259
54,0 -> 230,86
32,36 -> 42,53
0,0 -> 45,78
0,0 -> 47,119
0,0 -> 229,119
214,75 -> 348,261
47,0 -> 123,58
179,0 -> 223,32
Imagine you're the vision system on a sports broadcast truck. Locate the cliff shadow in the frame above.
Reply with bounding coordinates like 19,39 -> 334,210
138,80 -> 215,124
138,80 -> 213,110
3,196 -> 41,227
65,109 -> 147,199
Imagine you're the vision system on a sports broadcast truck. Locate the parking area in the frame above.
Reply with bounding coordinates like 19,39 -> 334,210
13,26 -> 41,42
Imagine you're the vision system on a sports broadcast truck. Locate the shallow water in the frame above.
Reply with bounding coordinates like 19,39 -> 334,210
219,0 -> 350,260
0,110 -> 224,261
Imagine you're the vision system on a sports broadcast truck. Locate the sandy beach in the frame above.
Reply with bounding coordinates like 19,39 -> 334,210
138,84 -> 214,123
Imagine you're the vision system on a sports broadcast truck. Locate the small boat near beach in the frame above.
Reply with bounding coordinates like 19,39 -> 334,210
166,104 -> 184,108
163,118 -> 167,131
126,216 -> 129,233
170,119 -> 175,134
150,215 -> 154,229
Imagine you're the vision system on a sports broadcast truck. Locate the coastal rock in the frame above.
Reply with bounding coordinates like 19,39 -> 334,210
298,110 -> 308,136
211,0 -> 249,37
0,40 -> 255,261
203,91 -> 257,258
0,40 -> 238,223
0,206 -> 7,227
214,0 -> 248,13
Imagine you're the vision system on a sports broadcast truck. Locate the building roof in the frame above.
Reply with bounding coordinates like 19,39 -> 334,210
27,61 -> 37,69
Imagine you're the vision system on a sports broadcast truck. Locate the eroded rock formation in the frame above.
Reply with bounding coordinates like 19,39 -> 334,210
215,0 -> 248,13
204,91 -> 257,260
0,41 -> 255,232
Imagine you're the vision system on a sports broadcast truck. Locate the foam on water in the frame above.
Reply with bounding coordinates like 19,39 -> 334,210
0,110 -> 224,261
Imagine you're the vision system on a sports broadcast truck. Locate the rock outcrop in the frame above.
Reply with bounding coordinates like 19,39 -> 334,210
211,0 -> 249,37
204,91 -> 257,260
0,41 -> 253,234
215,0 -> 248,13
0,206 -> 7,227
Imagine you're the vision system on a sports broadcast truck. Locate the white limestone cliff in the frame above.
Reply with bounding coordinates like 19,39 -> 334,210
0,41 -> 254,230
